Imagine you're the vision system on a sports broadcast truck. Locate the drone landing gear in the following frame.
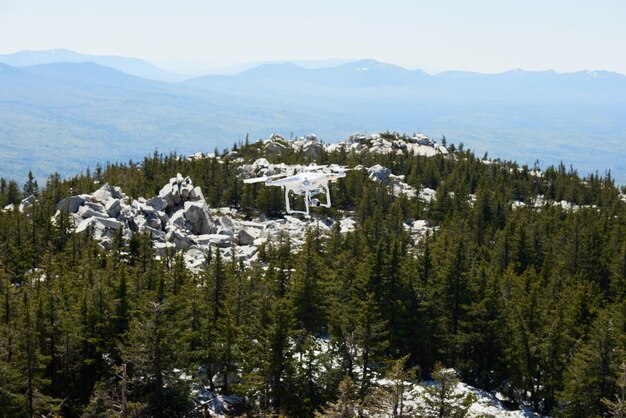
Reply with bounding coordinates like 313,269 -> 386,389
284,185 -> 331,216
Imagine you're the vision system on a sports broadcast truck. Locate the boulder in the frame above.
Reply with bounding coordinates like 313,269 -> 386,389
98,238 -> 113,251
157,211 -> 169,224
252,158 -> 270,171
154,242 -> 175,257
265,141 -> 288,154
195,234 -> 231,247
141,226 -> 165,241
56,196 -> 85,213
237,229 -> 256,246
75,218 -> 109,240
128,214 -> 146,231
105,199 -> 121,218
96,217 -> 123,230
19,195 -> 35,212
138,203 -> 157,216
172,230 -> 192,250
184,247 -> 206,270
78,205 -> 107,219
172,185 -> 181,205
183,201 -> 216,235
236,245 -> 258,261
180,183 -> 194,200
75,218 -> 94,234
92,184 -> 113,203
302,141 -> 324,159
367,164 -> 392,183
168,210 -> 187,231
158,183 -> 175,209
84,201 -> 106,213
217,227 -> 234,237
111,185 -> 124,199
146,215 -> 161,230
192,186 -> 204,202
146,196 -> 167,212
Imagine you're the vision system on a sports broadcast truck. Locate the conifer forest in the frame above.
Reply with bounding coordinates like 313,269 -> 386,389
1,133 -> 625,417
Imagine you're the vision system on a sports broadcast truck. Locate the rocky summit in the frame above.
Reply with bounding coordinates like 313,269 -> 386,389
40,132 -> 445,271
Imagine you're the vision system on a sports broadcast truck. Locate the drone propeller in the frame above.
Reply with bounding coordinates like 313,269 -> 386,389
326,164 -> 357,172
299,163 -> 328,171
243,173 -> 287,184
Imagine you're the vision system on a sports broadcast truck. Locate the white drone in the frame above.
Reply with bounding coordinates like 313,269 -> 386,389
243,163 -> 349,215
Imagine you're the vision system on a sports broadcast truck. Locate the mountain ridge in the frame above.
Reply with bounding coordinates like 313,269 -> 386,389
1,56 -> 625,184
0,48 -> 185,82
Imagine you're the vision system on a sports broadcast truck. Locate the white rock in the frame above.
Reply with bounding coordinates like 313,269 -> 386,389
92,185 -> 113,203
105,199 -> 121,218
171,230 -> 192,250
237,229 -> 256,246
84,201 -> 106,213
75,218 -> 94,234
184,247 -> 206,270
195,234 -> 232,247
56,196 -> 85,213
146,196 -> 167,211
367,164 -> 392,183
146,215 -> 161,229
217,227 -> 234,237
236,245 -> 258,261
95,217 -> 123,230
141,226 -> 166,241
252,158 -> 270,170
419,188 -> 436,203
98,238 -> 113,251
111,185 -> 124,199
158,183 -> 175,208
78,206 -> 107,219
19,195 -> 35,212
168,210 -> 187,231
183,201 -> 216,235
181,183 -> 194,200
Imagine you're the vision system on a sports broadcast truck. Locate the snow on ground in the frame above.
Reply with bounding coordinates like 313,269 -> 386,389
510,195 -> 598,212
195,336 -> 545,417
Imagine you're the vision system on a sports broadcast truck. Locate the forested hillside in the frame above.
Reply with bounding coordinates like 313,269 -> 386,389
1,133 -> 625,417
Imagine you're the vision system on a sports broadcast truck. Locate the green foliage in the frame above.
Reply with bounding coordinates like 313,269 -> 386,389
416,362 -> 474,418
0,138 -> 625,416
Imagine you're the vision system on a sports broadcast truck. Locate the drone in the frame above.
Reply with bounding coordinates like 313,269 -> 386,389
243,163 -> 350,215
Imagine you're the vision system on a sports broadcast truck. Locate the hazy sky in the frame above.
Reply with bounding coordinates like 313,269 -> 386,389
1,0 -> 625,74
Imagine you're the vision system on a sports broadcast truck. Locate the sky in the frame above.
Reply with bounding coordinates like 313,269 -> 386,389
1,0 -> 625,74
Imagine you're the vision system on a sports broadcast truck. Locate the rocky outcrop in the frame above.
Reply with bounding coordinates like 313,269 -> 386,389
53,174 -> 217,259
50,130 -> 444,272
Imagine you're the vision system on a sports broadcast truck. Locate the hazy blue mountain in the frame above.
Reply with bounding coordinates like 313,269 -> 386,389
0,48 -> 184,82
1,58 -> 625,184
176,58 -> 358,76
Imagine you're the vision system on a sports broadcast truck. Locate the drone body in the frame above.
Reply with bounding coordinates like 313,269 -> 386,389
243,164 -> 348,215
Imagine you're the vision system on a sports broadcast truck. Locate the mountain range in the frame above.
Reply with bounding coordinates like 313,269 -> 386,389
1,49 -> 625,183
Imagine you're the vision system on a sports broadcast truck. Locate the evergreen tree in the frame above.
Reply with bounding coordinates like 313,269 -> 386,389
415,363 -> 474,418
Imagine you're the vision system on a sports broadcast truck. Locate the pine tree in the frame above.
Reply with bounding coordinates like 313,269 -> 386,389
416,362 -> 474,418
602,362 -> 626,418
365,355 -> 417,418
559,309 -> 621,418
316,375 -> 362,418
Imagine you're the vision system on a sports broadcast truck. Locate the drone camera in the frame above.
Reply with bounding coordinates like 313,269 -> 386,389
310,198 -> 321,207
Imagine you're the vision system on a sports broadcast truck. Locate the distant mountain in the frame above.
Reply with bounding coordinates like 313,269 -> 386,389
174,58 -> 358,76
188,59 -> 430,89
0,48 -> 184,82
1,58 -> 626,184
